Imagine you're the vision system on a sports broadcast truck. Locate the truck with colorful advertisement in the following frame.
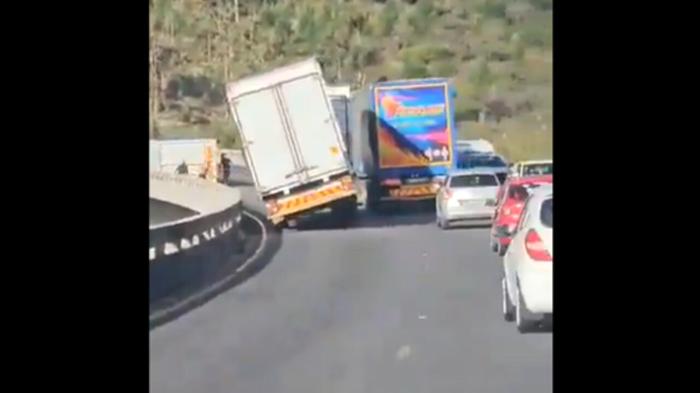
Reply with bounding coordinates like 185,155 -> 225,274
225,58 -> 358,227
348,78 -> 458,209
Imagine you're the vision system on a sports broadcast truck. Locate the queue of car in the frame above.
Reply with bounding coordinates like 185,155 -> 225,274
501,185 -> 553,332
438,156 -> 553,333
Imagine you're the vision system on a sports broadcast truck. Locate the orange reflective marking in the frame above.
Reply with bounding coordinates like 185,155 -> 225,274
273,181 -> 356,217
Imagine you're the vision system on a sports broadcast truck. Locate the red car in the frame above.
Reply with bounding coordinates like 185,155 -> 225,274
490,175 -> 553,256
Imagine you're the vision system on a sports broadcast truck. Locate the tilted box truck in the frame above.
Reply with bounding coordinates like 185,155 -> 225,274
225,58 -> 358,226
348,78 -> 458,210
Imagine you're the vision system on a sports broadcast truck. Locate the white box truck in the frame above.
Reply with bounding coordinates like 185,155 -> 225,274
325,84 -> 351,141
225,58 -> 358,226
149,138 -> 219,182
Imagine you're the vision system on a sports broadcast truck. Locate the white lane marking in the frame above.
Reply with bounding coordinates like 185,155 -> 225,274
234,211 -> 267,273
396,345 -> 412,360
418,315 -> 427,320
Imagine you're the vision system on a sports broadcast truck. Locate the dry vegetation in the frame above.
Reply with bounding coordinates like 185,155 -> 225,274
150,0 -> 552,161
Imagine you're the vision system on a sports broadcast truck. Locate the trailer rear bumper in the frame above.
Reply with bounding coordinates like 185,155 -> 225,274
266,176 -> 357,221
380,183 -> 440,201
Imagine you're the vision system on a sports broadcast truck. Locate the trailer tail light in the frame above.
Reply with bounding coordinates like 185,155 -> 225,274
525,229 -> 552,262
432,176 -> 446,190
381,178 -> 401,186
265,200 -> 280,215
340,176 -> 354,191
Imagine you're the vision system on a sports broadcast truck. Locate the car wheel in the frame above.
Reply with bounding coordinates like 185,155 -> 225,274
490,237 -> 498,253
498,243 -> 508,257
440,218 -> 450,230
502,278 -> 515,322
516,284 -> 538,333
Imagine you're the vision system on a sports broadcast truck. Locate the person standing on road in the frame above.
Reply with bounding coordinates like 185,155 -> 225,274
176,160 -> 188,175
219,153 -> 231,184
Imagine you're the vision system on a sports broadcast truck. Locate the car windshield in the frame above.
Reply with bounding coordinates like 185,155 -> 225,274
524,163 -> 553,176
450,174 -> 498,187
540,197 -> 553,228
458,154 -> 507,169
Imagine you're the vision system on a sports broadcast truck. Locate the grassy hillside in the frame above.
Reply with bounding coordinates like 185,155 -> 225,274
150,0 -> 552,161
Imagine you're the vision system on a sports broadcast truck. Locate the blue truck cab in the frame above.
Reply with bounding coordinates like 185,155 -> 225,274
348,78 -> 458,208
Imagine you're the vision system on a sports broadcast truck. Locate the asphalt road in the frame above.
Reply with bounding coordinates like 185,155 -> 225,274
149,167 -> 552,393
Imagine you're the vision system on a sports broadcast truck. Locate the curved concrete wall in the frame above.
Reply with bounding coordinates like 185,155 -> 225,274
149,172 -> 244,302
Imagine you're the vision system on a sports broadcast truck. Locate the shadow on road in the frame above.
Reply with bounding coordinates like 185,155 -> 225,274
440,223 -> 493,230
291,200 -> 438,231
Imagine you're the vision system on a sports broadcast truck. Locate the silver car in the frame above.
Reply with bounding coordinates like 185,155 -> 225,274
436,169 -> 501,229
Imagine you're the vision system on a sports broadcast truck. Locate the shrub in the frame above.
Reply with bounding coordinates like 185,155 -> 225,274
477,1 -> 507,19
408,0 -> 435,34
471,57 -> 494,87
402,58 -> 429,78
530,0 -> 553,11
377,0 -> 400,36
429,60 -> 459,77
400,44 -> 455,64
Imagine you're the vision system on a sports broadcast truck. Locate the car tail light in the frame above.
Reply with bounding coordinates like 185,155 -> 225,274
525,229 -> 552,262
444,188 -> 453,199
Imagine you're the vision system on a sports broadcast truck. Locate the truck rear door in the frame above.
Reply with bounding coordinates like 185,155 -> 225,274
278,75 -> 348,181
230,88 -> 302,192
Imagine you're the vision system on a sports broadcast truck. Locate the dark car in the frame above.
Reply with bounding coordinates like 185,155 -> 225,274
457,153 -> 509,184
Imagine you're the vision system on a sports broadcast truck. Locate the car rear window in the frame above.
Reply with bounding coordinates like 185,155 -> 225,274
540,198 -> 553,228
457,154 -> 508,169
524,163 -> 553,176
508,185 -> 529,201
449,174 -> 498,187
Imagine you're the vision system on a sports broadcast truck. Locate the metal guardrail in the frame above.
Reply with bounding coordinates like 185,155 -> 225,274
149,172 -> 244,302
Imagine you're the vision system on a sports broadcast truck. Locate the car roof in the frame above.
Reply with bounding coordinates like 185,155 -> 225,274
516,160 -> 553,165
448,168 -> 503,177
507,174 -> 553,185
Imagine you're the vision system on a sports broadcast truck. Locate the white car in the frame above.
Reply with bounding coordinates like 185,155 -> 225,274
509,160 -> 553,178
436,169 -> 501,229
501,185 -> 553,333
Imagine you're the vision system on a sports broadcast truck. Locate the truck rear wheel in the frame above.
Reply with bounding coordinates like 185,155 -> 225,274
365,180 -> 382,214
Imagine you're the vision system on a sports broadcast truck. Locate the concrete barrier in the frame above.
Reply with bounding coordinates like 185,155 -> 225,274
149,172 -> 244,302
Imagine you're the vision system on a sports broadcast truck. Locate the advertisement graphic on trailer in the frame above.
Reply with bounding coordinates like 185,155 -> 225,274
375,85 -> 451,169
